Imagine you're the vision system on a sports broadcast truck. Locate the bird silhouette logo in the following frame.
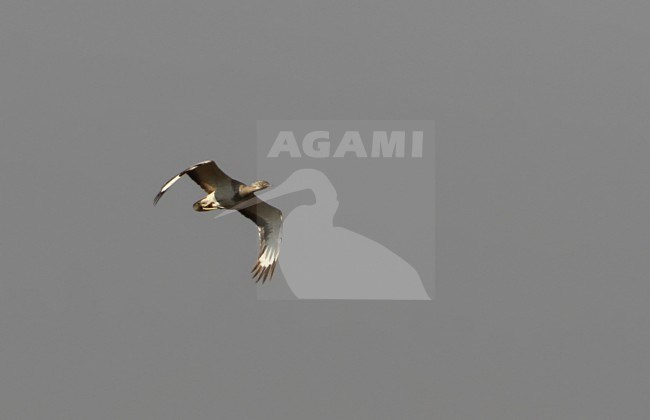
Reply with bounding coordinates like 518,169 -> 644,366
213,168 -> 431,300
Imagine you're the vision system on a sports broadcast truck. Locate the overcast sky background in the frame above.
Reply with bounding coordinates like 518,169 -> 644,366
1,1 -> 649,419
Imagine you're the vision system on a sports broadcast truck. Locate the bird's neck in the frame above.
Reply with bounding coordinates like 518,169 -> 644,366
238,184 -> 258,197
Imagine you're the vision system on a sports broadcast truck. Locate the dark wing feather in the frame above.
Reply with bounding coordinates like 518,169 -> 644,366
154,160 -> 230,205
237,197 -> 283,283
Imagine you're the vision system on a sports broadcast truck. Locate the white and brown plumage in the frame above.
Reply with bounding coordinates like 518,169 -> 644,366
154,160 -> 282,283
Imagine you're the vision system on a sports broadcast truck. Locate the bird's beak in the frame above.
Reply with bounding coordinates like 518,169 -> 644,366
213,175 -> 299,220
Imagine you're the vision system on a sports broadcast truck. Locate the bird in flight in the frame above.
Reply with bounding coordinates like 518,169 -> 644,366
154,160 -> 282,283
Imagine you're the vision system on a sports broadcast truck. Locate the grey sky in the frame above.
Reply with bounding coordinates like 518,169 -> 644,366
1,1 -> 649,419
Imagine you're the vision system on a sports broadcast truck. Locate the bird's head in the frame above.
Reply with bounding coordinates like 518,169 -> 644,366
252,180 -> 271,191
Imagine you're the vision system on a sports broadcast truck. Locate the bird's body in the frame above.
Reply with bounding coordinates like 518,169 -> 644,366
154,160 -> 282,282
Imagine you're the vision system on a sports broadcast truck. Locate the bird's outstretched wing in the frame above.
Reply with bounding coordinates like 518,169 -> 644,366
154,160 -> 229,205
237,197 -> 283,283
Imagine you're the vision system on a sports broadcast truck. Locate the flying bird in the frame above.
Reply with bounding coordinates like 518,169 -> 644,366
154,160 -> 282,283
